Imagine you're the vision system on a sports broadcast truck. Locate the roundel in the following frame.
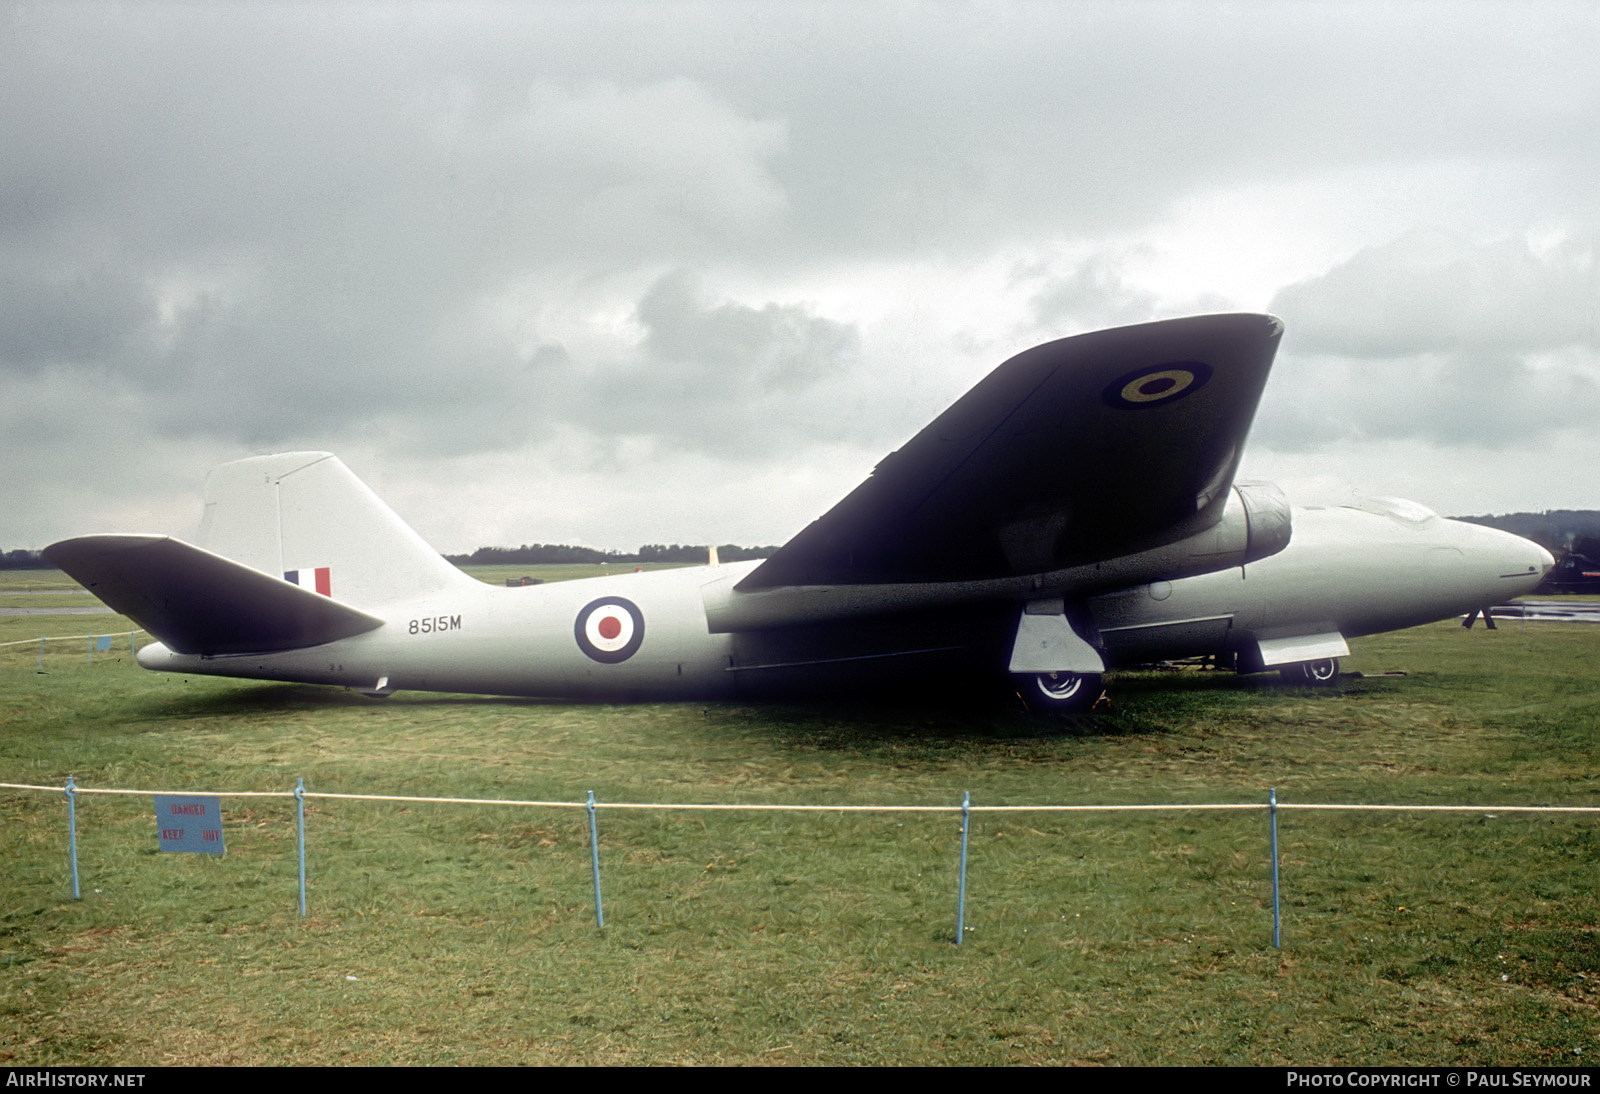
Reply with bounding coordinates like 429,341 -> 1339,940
1102,360 -> 1213,409
574,597 -> 645,663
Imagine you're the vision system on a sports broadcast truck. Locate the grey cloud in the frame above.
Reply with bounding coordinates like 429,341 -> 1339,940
638,270 -> 853,393
1253,346 -> 1600,453
564,270 -> 865,458
9,6 -> 1597,273
2,21 -> 799,455
1024,252 -> 1236,335
1027,254 -> 1164,332
720,6 -> 1600,260
1254,227 -> 1600,452
6,4 -> 1599,546
0,265 -> 153,369
527,342 -> 570,370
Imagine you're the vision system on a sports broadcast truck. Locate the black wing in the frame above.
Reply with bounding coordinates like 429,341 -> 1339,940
739,313 -> 1283,589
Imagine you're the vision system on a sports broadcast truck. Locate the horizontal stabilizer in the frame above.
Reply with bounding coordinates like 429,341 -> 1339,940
44,535 -> 384,655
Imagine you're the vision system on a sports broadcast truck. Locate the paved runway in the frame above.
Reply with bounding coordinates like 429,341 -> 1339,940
1488,600 -> 1600,623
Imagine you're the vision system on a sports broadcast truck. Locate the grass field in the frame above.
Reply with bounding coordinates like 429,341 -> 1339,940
2,568 -> 1596,1065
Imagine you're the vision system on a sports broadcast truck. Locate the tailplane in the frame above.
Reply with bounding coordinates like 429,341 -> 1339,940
47,452 -> 470,655
44,535 -> 384,655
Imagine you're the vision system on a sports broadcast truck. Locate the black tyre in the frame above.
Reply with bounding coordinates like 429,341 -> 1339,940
1279,658 -> 1340,686
1019,671 -> 1103,712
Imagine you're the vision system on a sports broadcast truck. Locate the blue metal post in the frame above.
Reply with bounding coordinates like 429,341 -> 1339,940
587,790 -> 604,928
1270,787 -> 1281,949
955,791 -> 971,944
295,778 -> 307,916
65,777 -> 80,900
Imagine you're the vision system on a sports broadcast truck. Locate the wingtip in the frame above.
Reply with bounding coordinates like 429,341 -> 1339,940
43,533 -> 172,566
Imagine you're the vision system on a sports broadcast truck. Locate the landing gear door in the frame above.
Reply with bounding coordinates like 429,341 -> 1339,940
1256,631 -> 1349,667
1009,601 -> 1105,674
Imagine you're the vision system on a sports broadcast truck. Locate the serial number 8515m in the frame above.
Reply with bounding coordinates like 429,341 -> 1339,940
408,615 -> 461,635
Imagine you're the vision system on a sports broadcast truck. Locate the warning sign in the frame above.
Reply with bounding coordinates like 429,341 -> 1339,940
154,795 -> 224,855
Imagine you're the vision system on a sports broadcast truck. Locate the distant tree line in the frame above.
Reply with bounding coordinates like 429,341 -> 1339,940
1,542 -> 779,570
442,543 -> 779,567
1456,509 -> 1600,550
0,549 -> 53,570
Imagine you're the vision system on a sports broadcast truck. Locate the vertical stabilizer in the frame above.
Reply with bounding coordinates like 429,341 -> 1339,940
197,452 -> 470,609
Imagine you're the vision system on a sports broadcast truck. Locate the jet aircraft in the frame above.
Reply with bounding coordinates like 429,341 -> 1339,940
46,314 -> 1553,711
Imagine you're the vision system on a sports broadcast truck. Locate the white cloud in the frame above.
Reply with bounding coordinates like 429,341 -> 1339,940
1249,227 -> 1600,459
1271,228 -> 1597,358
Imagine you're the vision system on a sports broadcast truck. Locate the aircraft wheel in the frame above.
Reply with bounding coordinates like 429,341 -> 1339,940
1020,671 -> 1103,712
1280,658 -> 1340,686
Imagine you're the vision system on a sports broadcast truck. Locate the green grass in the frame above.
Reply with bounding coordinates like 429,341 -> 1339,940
1,570 -> 1596,1064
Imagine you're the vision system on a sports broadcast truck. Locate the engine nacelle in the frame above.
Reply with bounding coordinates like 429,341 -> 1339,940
1195,479 -> 1292,568
1030,480 -> 1293,596
705,481 -> 1296,633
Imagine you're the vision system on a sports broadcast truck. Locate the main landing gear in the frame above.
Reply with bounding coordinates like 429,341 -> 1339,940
1015,656 -> 1341,713
1279,657 -> 1340,686
1016,670 -> 1105,713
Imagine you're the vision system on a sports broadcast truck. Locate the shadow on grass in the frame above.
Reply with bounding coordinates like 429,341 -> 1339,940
128,682 -> 578,721
705,668 -> 1301,750
125,665 -> 1388,750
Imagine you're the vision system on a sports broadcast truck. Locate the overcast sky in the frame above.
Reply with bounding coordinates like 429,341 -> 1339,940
5,1 -> 1597,555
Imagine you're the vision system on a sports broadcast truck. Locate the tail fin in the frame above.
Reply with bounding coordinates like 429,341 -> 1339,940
196,452 -> 470,609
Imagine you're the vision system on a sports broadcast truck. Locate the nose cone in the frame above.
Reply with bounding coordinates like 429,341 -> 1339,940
1486,528 -> 1553,597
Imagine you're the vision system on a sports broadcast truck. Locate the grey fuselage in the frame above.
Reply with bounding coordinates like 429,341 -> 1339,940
136,500 -> 1552,700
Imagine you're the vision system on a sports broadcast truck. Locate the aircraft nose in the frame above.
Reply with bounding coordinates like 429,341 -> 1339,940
1510,536 -> 1553,576
1491,530 -> 1552,594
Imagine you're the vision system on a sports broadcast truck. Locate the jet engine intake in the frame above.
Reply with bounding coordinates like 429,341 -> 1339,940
1166,480 -> 1291,570
1042,480 -> 1293,595
1234,480 -> 1293,562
